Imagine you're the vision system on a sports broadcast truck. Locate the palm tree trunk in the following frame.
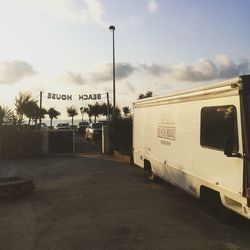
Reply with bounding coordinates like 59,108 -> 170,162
50,118 -> 52,129
71,116 -> 73,127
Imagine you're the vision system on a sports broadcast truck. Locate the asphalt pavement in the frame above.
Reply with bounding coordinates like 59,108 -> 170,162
0,154 -> 250,250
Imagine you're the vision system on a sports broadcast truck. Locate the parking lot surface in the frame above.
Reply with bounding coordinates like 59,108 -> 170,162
0,154 -> 250,250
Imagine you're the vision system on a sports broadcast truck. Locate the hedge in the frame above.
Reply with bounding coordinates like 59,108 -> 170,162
110,117 -> 132,155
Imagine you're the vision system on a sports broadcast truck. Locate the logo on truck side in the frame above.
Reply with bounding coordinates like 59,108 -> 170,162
157,126 -> 176,141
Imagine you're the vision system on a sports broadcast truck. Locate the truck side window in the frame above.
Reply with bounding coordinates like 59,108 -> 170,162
200,105 -> 238,152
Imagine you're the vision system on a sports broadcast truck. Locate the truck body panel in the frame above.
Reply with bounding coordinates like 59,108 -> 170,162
133,75 -> 250,218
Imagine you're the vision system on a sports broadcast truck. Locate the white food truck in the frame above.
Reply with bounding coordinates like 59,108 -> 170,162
133,75 -> 250,219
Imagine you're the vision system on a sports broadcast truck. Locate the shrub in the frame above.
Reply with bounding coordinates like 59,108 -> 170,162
110,117 -> 132,155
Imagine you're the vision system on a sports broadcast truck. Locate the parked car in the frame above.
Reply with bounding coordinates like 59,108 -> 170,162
78,121 -> 89,134
56,123 -> 71,130
39,123 -> 48,130
31,123 -> 48,130
85,122 -> 103,141
98,120 -> 109,126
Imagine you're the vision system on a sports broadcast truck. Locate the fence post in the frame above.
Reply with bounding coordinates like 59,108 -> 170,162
41,131 -> 49,155
102,125 -> 110,154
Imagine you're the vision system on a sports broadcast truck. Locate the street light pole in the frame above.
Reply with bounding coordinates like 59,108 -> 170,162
109,25 -> 116,116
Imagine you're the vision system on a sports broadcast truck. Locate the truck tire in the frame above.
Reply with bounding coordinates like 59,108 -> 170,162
147,170 -> 157,181
215,199 -> 236,225
200,186 -> 235,224
144,160 -> 157,181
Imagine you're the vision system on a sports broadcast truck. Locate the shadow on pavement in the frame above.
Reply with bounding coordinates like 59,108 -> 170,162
74,133 -> 101,154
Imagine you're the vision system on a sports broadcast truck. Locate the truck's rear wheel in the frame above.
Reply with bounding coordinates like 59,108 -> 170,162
200,186 -> 235,224
144,160 -> 157,181
148,170 -> 157,181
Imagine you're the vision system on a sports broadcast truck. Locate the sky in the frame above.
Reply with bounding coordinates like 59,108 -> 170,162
0,0 -> 250,119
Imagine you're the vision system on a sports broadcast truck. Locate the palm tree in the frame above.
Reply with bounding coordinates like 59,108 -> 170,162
122,106 -> 130,117
33,107 -> 47,126
0,105 -> 13,126
67,106 -> 78,127
22,101 -> 38,125
15,92 -> 36,125
86,105 -> 93,122
138,91 -> 153,99
48,108 -> 60,128
113,106 -> 121,119
100,103 -> 112,120
92,102 -> 101,123
80,107 -> 88,121
10,113 -> 20,127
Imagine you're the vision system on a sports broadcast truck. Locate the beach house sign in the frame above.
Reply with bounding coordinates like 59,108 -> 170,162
47,92 -> 102,101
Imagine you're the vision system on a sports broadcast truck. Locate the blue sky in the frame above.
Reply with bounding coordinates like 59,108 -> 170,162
0,0 -> 249,119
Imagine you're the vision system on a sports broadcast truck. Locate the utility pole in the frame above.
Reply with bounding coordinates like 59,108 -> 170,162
39,91 -> 42,126
106,92 -> 110,125
109,25 -> 116,116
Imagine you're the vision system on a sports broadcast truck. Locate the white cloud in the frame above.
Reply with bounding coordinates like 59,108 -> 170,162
147,0 -> 158,15
64,55 -> 250,87
142,55 -> 250,82
13,0 -> 106,25
171,59 -> 217,82
141,63 -> 169,76
215,54 -> 241,78
65,71 -> 86,85
84,0 -> 105,25
90,63 -> 137,83
0,60 -> 37,84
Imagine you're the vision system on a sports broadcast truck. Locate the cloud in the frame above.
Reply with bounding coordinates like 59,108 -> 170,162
215,54 -> 250,79
0,60 -> 37,84
142,55 -> 250,82
91,63 -> 137,83
65,71 -> 86,85
141,63 -> 169,76
125,82 -> 136,93
84,0 -> 105,25
90,64 -> 112,82
64,55 -> 250,87
147,0 -> 158,15
14,0 -> 106,25
171,59 -> 217,82
116,63 -> 137,79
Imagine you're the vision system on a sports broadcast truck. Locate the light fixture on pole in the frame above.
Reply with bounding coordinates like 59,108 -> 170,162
109,25 -> 116,116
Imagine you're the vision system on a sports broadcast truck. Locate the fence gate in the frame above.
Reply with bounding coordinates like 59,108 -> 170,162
48,130 -> 74,154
